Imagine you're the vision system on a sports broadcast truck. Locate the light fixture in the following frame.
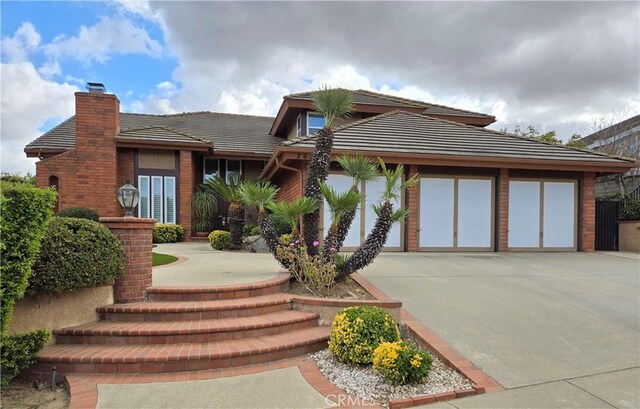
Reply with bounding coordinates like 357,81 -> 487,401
118,180 -> 140,217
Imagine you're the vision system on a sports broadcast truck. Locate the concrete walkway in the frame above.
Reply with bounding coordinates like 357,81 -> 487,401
96,366 -> 333,409
361,252 -> 640,408
153,242 -> 280,286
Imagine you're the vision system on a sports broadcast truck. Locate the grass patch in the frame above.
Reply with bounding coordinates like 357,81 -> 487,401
152,252 -> 179,267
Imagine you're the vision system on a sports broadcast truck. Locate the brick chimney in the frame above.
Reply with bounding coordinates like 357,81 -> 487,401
74,84 -> 121,216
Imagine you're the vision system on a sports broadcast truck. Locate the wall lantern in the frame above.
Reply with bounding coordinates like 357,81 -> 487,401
118,180 -> 140,217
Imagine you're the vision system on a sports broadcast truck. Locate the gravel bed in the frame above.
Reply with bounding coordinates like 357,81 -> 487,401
311,349 -> 473,407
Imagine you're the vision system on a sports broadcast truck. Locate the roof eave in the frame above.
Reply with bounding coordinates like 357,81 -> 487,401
115,139 -> 213,152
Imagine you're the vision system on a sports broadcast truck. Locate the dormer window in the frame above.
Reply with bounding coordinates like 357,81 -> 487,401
307,113 -> 325,135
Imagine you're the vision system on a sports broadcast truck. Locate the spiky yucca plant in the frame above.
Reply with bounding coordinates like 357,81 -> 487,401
319,182 -> 362,263
191,190 -> 217,233
302,87 -> 354,255
267,197 -> 319,241
339,162 -> 418,278
238,180 -> 295,267
203,176 -> 244,249
332,155 -> 379,253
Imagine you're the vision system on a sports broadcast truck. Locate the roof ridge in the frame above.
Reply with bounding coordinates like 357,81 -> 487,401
354,89 -> 427,108
121,111 -> 274,120
119,125 -> 212,145
421,101 -> 494,118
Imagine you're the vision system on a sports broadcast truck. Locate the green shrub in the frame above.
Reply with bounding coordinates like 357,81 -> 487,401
28,218 -> 125,295
209,230 -> 231,250
57,207 -> 100,222
1,329 -> 49,386
268,213 -> 291,236
328,306 -> 400,364
621,198 -> 640,221
279,233 -> 293,247
373,340 -> 433,385
243,224 -> 261,237
0,182 -> 56,334
0,172 -> 36,186
152,224 -> 186,243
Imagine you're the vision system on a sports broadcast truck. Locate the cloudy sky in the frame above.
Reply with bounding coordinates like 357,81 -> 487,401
1,1 -> 639,174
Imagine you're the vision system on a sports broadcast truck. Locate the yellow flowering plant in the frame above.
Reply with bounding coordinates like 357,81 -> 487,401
373,340 -> 433,385
328,306 -> 400,364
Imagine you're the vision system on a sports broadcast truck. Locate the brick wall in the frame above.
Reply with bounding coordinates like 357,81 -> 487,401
117,148 -> 135,187
580,172 -> 596,252
407,165 -> 419,251
101,217 -> 155,303
179,151 -> 194,239
498,168 -> 510,251
275,165 -> 304,202
36,92 -> 122,217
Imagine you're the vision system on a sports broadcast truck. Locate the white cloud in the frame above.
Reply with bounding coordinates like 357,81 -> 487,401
43,16 -> 163,63
38,61 -> 61,79
1,62 -> 79,174
1,22 -> 41,63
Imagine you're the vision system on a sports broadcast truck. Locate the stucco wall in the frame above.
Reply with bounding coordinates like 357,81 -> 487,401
8,285 -> 114,345
619,221 -> 640,253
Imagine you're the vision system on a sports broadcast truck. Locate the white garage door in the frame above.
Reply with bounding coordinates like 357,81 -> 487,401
508,180 -> 576,250
323,174 -> 403,250
419,177 -> 494,250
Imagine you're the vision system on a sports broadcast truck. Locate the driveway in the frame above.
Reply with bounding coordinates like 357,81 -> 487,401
361,252 -> 639,408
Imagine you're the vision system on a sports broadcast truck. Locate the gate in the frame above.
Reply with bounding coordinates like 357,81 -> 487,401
595,200 -> 620,251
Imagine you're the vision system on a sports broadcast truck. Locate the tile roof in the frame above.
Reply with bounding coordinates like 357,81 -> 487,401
285,89 -> 494,119
25,112 -> 279,156
116,126 -> 213,147
282,110 -> 634,165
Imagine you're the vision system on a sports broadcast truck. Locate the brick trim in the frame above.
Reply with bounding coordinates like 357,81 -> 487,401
498,168 -> 509,251
580,172 -> 596,252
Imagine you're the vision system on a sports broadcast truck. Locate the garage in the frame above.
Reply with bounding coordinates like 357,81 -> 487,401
508,180 -> 577,250
418,176 -> 494,250
322,174 -> 402,250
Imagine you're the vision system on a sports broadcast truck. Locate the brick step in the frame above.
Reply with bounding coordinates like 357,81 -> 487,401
98,293 -> 292,322
54,311 -> 319,345
33,326 -> 329,377
146,273 -> 290,301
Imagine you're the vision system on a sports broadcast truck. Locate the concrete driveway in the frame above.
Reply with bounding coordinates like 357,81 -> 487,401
361,252 -> 640,408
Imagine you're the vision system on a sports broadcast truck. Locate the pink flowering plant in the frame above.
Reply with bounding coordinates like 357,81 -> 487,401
277,239 -> 337,295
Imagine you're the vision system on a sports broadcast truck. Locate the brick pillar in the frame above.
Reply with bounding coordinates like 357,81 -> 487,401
580,172 -> 596,252
407,165 -> 419,251
100,217 -> 155,303
498,168 -> 510,251
179,151 -> 193,240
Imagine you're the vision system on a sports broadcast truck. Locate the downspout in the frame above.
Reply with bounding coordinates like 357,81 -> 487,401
275,156 -> 304,197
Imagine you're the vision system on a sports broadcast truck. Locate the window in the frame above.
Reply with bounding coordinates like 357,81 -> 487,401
138,175 -> 176,224
296,114 -> 302,138
226,160 -> 242,184
307,113 -> 325,135
203,158 -> 219,181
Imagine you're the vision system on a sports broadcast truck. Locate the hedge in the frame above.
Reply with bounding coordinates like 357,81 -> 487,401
153,224 -> 186,243
28,218 -> 125,295
0,182 -> 56,334
57,207 -> 100,221
1,330 -> 49,386
0,181 -> 56,385
209,230 -> 231,250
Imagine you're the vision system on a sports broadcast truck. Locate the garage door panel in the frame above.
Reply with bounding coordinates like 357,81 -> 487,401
325,174 -> 361,247
508,181 -> 541,248
458,179 -> 493,248
365,177 -> 401,248
419,178 -> 455,248
543,182 -> 575,248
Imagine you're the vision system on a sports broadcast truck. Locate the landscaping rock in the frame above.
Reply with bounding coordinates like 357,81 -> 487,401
311,348 -> 472,407
243,235 -> 268,253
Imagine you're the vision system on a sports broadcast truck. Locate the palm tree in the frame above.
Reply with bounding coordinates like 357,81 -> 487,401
302,87 -> 354,255
339,163 -> 418,278
319,181 -> 362,264
238,180 -> 281,261
332,155 -> 379,253
202,175 -> 244,249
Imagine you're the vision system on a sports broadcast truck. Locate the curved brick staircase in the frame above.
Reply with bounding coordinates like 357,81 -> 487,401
30,273 -> 329,379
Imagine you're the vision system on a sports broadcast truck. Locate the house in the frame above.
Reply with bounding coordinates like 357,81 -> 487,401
25,84 -> 637,252
578,114 -> 640,197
